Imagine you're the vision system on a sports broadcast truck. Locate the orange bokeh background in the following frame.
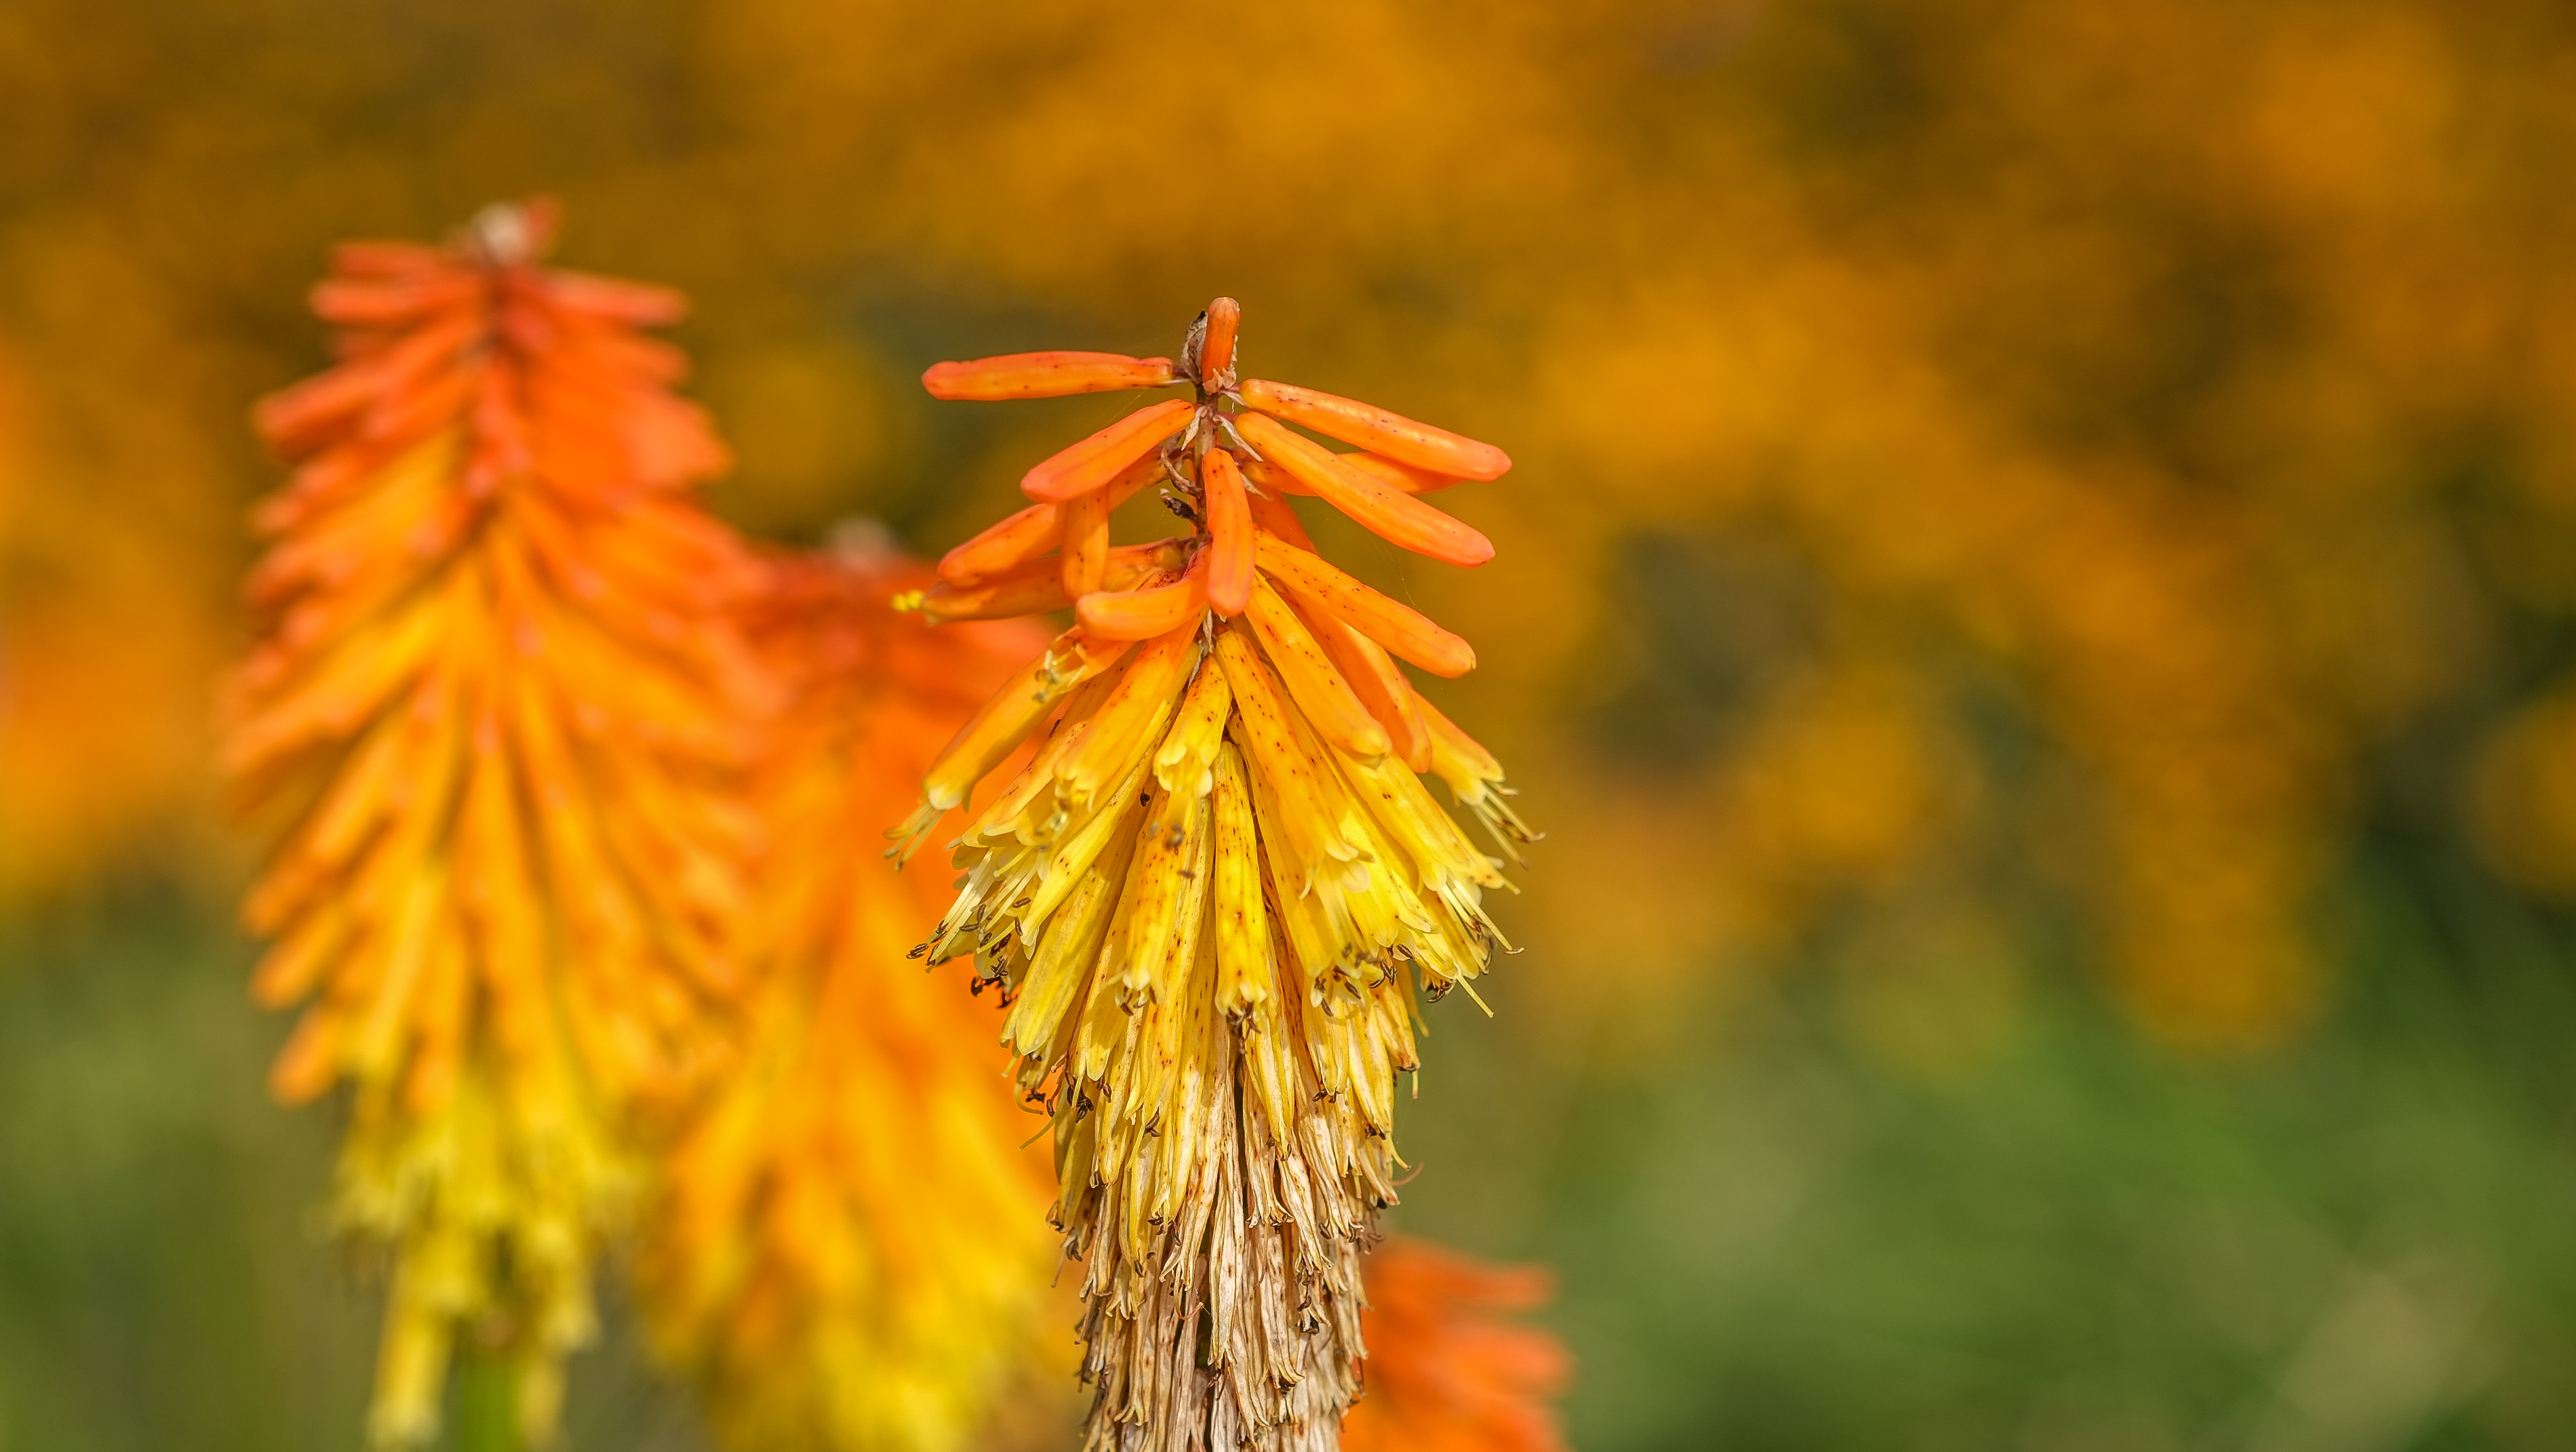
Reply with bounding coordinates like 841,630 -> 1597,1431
14,3 -> 2576,1448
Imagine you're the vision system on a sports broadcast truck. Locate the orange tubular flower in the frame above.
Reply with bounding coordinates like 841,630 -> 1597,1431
1341,1239 -> 1572,1452
900,301 -> 1537,1452
638,539 -> 1066,1452
222,201 -> 770,1449
923,350 -> 1178,400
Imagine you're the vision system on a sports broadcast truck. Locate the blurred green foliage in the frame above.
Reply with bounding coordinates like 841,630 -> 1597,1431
18,853 -> 2576,1448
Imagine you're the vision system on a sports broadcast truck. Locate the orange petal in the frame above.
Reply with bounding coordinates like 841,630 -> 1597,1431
309,271 -> 480,328
1243,485 -> 1316,550
1235,412 -> 1493,567
1023,398 -> 1196,502
939,500 -> 1060,587
1076,556 -> 1209,641
1244,576 -> 1390,760
1062,489 -> 1112,599
1342,451 -> 1465,495
1243,451 -> 1462,497
922,630 -> 1128,811
1411,682 -> 1502,778
1240,455 -> 1304,496
1054,450 -> 1170,599
268,1005 -> 341,1103
1198,297 -> 1241,390
1201,449 -> 1255,617
910,557 -> 1072,623
1253,530 -> 1477,678
1239,378 -> 1510,480
1105,537 -> 1192,590
1213,623 -> 1362,888
1296,600 -> 1432,771
922,350 -> 1179,400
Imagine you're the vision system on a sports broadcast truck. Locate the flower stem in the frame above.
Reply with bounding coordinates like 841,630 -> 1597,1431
451,1339 -> 523,1452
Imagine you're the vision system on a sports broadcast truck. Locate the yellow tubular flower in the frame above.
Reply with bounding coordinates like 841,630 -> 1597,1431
901,300 -> 1537,1452
636,539 -> 1071,1452
223,201 -> 769,1449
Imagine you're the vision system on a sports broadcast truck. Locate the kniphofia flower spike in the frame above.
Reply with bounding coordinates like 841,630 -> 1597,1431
899,301 -> 1536,1452
225,201 -> 769,1449
639,538 -> 1069,1452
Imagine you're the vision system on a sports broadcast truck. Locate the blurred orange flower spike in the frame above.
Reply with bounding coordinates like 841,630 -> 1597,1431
1200,448 -> 1255,617
1240,378 -> 1511,481
1075,555 -> 1208,640
1236,412 -> 1493,567
922,350 -> 1179,400
1343,1238 -> 1572,1452
1022,398 -> 1194,502
1254,530 -> 1476,677
938,500 -> 1059,587
1244,575 -> 1390,760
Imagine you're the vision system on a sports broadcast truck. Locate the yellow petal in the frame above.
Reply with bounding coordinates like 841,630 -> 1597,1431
1210,743 -> 1276,1022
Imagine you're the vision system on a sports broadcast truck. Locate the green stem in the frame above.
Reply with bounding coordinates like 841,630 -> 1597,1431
450,1338 -> 523,1452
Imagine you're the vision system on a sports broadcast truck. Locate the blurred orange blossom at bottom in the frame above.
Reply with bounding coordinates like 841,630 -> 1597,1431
1343,1238 -> 1570,1452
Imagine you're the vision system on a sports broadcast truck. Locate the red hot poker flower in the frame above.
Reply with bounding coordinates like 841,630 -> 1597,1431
900,301 -> 1536,1452
225,200 -> 769,1449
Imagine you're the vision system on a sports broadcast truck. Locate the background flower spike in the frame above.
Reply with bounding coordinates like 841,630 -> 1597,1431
225,200 -> 769,1452
1341,1237 -> 1573,1452
637,547 -> 1066,1452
